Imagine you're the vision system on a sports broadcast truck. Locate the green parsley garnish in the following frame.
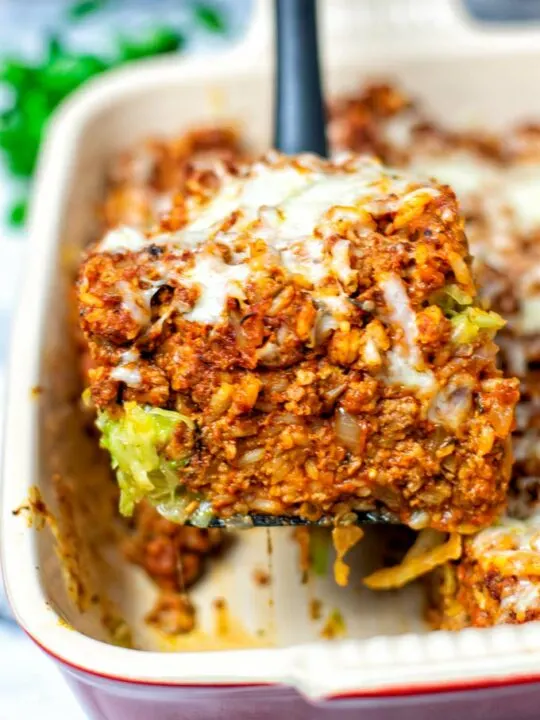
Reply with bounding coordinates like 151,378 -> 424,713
193,2 -> 228,33
0,1 -> 230,227
68,0 -> 107,21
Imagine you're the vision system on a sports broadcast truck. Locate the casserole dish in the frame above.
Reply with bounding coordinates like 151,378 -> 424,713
5,0 -> 540,717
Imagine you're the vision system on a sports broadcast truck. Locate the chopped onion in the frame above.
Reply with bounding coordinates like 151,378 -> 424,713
324,383 -> 347,405
188,500 -> 214,528
408,510 -> 430,530
237,448 -> 265,466
257,341 -> 280,364
428,378 -> 473,431
250,498 -> 284,514
314,312 -> 339,346
221,515 -> 254,529
335,408 -> 366,454
472,342 -> 498,362
268,287 -> 294,316
275,413 -> 303,425
230,311 -> 249,349
488,401 -> 515,438
263,375 -> 289,393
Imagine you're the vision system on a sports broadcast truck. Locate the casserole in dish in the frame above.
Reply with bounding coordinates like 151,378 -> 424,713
5,1 -> 540,717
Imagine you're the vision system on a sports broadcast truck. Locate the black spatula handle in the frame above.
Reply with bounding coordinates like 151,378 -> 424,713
274,0 -> 328,157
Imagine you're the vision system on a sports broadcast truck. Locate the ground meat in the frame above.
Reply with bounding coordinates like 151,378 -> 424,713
123,500 -> 223,591
145,591 -> 197,635
102,127 -> 247,231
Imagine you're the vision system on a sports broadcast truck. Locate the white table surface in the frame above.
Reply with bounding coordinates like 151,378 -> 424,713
0,2 -> 250,717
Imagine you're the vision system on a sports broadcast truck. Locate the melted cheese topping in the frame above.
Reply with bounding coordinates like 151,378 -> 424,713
472,515 -> 540,620
187,159 -> 414,241
472,515 -> 540,557
410,152 -> 499,201
183,254 -> 250,324
379,273 -> 435,392
503,165 -> 540,234
97,155 -> 443,328
100,226 -> 147,253
500,580 -> 540,620
117,280 -> 150,326
111,350 -> 142,387
177,158 -> 437,324
520,296 -> 540,334
111,366 -> 142,386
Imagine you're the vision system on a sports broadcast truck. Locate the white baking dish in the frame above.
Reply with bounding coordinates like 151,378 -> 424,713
5,1 -> 540,717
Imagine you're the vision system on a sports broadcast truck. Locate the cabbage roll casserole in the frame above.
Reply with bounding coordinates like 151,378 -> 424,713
77,150 -> 518,532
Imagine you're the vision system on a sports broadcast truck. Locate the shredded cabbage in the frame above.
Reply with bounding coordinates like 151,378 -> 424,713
96,402 -> 211,525
431,284 -> 473,316
451,307 -> 506,344
443,284 -> 473,308
431,284 -> 505,344
363,532 -> 462,590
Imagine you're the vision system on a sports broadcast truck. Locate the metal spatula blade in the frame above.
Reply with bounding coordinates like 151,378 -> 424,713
202,510 -> 399,529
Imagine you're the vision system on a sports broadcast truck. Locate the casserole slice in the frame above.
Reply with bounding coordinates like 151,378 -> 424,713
77,151 -> 519,531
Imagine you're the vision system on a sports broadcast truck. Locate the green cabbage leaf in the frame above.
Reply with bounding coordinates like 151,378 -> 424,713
96,402 -> 213,527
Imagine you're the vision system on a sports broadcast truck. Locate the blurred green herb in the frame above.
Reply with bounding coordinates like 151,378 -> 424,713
117,27 -> 185,62
0,1 -> 230,228
8,197 -> 28,227
68,0 -> 107,21
193,3 -> 227,33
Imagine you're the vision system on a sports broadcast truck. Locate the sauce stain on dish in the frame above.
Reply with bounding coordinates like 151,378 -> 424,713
252,567 -> 271,586
309,597 -> 323,621
265,528 -> 276,638
320,608 -> 347,640
206,85 -> 227,115
154,597 -> 270,652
